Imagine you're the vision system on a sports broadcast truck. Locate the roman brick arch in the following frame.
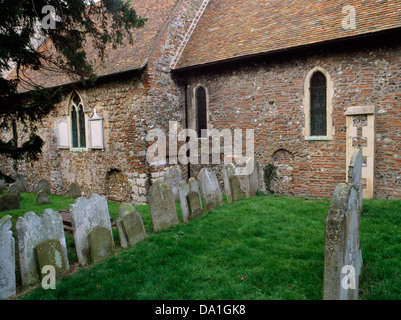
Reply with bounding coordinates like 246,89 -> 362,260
264,141 -> 309,195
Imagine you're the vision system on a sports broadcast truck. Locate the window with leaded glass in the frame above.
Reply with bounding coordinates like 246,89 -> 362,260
70,93 -> 86,148
196,86 -> 207,138
310,71 -> 327,136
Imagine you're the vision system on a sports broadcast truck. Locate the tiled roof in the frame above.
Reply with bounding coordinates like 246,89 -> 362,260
10,0 -> 180,91
175,0 -> 401,69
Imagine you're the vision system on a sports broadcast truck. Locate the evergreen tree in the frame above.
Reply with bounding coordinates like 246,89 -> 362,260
0,0 -> 146,162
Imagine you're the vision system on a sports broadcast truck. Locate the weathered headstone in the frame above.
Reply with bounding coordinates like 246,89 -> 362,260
222,163 -> 236,203
245,157 -> 260,198
148,180 -> 179,233
12,174 -> 27,192
348,149 -> 363,213
35,179 -> 51,195
67,182 -> 81,199
0,194 -> 20,212
116,203 -> 147,249
188,177 -> 202,208
88,226 -> 114,263
7,183 -> 20,200
162,165 -> 182,202
187,191 -> 204,220
34,239 -> 68,278
178,181 -> 191,222
0,215 -> 15,299
230,175 -> 244,202
36,190 -> 50,206
70,194 -> 113,265
16,209 -> 69,286
198,168 -> 224,211
323,183 -> 361,300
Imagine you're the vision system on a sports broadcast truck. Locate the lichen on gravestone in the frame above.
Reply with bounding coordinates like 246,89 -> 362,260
16,209 -> 69,286
0,215 -> 16,300
116,203 -> 147,249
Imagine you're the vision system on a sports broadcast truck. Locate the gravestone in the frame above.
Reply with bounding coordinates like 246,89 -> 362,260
162,165 -> 182,202
0,179 -> 4,193
323,183 -> 362,300
245,157 -> 260,198
0,194 -> 20,212
230,175 -> 244,202
0,215 -> 15,299
116,203 -> 147,249
12,174 -> 27,192
88,226 -> 114,263
198,168 -> 224,211
178,181 -> 191,222
187,191 -> 203,220
35,179 -> 51,194
222,163 -> 236,203
188,177 -> 202,207
16,209 -> 69,286
7,183 -> 20,200
148,180 -> 179,233
34,239 -> 68,278
67,182 -> 81,199
36,190 -> 50,206
348,149 -> 363,213
70,194 -> 113,265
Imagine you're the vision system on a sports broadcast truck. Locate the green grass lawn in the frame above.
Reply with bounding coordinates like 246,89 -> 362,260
1,191 -> 400,300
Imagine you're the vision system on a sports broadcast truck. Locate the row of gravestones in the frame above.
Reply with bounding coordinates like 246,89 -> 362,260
0,174 -> 84,212
0,193 -> 147,299
1,158 -> 261,299
153,158 -> 261,232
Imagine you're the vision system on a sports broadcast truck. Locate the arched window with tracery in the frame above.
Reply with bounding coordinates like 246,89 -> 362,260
70,93 -> 86,148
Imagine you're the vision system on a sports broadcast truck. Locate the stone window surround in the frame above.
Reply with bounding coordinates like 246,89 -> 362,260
66,91 -> 89,152
303,66 -> 334,141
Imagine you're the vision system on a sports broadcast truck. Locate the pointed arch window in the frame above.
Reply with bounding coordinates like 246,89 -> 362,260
310,71 -> 327,136
196,86 -> 207,137
70,93 -> 86,149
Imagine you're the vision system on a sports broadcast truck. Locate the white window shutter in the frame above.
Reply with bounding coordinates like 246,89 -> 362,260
88,109 -> 104,150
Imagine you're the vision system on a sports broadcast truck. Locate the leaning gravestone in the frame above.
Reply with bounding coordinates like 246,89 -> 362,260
222,163 -> 236,203
348,149 -> 363,213
36,190 -> 50,206
187,191 -> 204,220
0,194 -> 20,212
245,157 -> 260,198
162,165 -> 182,202
12,174 -> 27,192
323,183 -> 362,300
188,177 -> 202,207
70,194 -> 113,265
35,179 -> 51,195
149,180 -> 179,233
16,209 -> 69,286
67,182 -> 81,199
116,203 -> 147,249
198,168 -> 224,211
7,183 -> 20,200
0,215 -> 15,299
88,226 -> 114,263
178,181 -> 191,222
